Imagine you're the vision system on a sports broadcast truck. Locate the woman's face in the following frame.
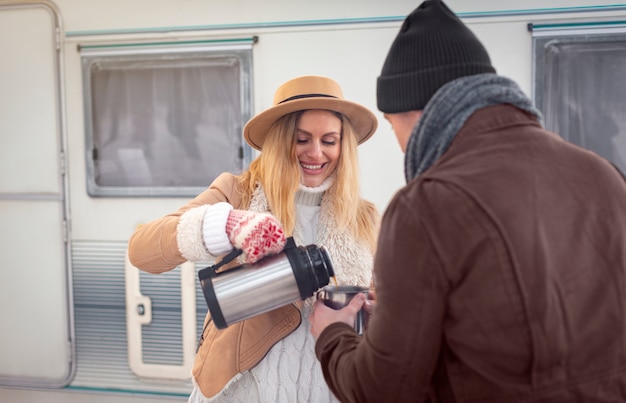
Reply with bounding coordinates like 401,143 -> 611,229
295,110 -> 342,187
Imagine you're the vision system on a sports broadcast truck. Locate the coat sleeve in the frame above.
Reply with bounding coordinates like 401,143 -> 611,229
127,172 -> 241,273
315,183 -> 449,403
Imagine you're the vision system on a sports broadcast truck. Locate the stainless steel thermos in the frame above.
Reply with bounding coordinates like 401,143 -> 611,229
198,237 -> 335,329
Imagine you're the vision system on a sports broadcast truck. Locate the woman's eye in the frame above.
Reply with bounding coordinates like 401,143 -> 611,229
296,138 -> 308,144
322,140 -> 336,146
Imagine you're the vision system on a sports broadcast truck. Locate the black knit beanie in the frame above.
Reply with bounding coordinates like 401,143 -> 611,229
377,0 -> 496,113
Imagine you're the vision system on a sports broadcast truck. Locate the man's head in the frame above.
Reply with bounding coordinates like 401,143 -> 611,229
377,0 -> 496,115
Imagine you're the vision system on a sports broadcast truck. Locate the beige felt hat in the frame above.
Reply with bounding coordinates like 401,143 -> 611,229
243,76 -> 378,151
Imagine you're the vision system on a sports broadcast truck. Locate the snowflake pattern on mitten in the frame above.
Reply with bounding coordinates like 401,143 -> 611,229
225,209 -> 286,263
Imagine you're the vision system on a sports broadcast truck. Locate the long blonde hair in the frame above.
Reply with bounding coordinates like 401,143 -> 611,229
237,110 -> 378,252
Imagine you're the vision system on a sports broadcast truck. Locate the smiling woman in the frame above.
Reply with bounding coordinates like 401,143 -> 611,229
128,75 -> 381,402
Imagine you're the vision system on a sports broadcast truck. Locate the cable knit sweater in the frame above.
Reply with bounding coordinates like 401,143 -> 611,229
184,178 -> 374,402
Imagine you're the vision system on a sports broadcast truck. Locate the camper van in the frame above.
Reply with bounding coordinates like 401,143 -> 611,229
1,0 -> 625,402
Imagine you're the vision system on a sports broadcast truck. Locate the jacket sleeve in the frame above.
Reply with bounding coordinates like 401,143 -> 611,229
315,184 -> 448,403
127,172 -> 241,273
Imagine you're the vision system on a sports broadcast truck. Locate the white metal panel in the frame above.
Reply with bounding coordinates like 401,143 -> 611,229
0,1 -> 73,388
51,0 -> 624,35
0,202 -> 68,379
0,4 -> 60,194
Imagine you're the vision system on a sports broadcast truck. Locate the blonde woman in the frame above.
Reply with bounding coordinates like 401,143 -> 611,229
128,75 -> 379,402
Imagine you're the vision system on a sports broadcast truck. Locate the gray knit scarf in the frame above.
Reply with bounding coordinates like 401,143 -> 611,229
405,73 -> 544,181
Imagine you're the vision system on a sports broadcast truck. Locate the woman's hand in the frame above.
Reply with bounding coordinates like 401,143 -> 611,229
309,293 -> 366,339
226,209 -> 286,263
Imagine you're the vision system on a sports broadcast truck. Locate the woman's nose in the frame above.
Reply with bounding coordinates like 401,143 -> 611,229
306,141 -> 322,157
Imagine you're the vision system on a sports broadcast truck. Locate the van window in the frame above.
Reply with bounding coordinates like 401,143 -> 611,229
81,41 -> 254,197
532,26 -> 626,172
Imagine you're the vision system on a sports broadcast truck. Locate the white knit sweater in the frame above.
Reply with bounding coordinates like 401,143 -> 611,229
188,180 -> 373,403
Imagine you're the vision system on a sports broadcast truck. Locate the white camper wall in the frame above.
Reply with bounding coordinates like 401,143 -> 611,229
57,0 -> 625,243
2,0 -> 625,402
60,0 -> 415,243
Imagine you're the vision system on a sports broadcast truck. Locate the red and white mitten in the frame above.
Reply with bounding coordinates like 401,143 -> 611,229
226,209 -> 286,263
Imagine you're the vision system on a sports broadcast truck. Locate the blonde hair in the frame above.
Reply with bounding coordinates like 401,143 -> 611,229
238,110 -> 378,252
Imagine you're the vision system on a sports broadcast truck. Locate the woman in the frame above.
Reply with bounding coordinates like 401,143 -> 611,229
128,75 -> 379,402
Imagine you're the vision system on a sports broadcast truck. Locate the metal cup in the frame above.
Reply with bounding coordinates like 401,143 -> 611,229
316,285 -> 370,335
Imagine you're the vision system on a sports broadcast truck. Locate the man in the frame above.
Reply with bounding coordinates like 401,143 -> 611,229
309,0 -> 626,401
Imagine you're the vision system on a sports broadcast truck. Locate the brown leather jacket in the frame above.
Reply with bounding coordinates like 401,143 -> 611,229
316,105 -> 626,402
128,173 -> 302,397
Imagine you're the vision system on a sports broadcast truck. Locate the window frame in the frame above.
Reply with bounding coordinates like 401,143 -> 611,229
80,39 -> 255,197
532,23 -> 626,172
532,23 -> 626,113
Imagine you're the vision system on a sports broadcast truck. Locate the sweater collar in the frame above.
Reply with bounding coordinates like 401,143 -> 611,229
296,176 -> 333,206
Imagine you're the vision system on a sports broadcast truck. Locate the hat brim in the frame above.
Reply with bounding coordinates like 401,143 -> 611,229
243,97 -> 378,151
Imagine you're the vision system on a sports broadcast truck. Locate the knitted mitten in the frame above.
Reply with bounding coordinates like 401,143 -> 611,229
225,209 -> 286,263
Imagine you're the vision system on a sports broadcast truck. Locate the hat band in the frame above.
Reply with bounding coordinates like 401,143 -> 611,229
278,93 -> 338,104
